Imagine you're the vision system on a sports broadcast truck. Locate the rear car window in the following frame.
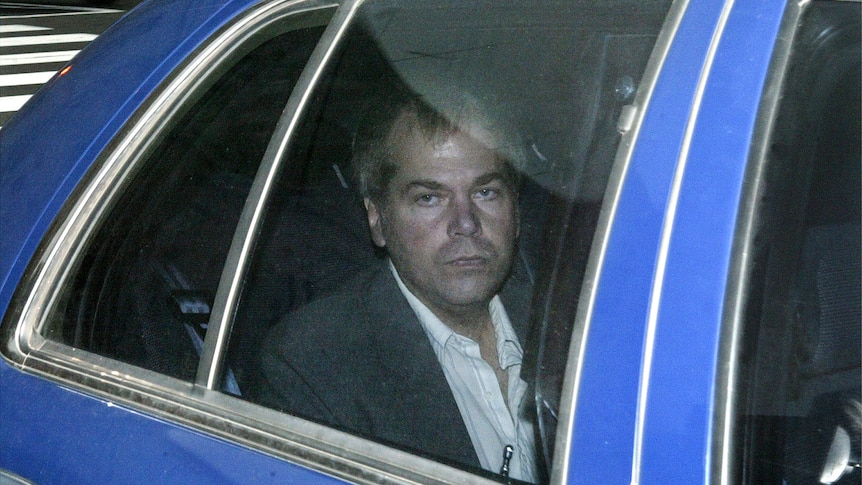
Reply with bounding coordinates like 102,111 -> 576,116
228,0 -> 672,480
6,0 -> 681,482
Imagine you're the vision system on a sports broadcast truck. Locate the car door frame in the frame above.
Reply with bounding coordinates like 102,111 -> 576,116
557,0 -> 790,483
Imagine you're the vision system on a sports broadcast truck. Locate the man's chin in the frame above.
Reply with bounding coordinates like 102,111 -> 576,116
439,280 -> 500,306
443,262 -> 507,284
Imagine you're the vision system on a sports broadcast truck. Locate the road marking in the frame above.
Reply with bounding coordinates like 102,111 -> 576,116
0,71 -> 54,87
0,94 -> 31,113
0,7 -> 122,125
0,24 -> 51,34
0,50 -> 79,66
0,8 -> 120,21
0,33 -> 97,47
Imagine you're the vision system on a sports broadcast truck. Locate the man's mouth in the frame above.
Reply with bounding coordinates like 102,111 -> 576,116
447,255 -> 487,267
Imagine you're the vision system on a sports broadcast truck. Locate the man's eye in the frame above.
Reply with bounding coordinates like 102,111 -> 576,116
475,188 -> 499,200
416,194 -> 440,206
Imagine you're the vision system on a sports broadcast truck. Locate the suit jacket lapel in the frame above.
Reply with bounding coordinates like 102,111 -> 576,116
360,265 -> 480,468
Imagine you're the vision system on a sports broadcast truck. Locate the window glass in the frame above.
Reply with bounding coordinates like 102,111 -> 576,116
42,25 -> 324,384
735,2 -> 861,484
230,0 -> 671,481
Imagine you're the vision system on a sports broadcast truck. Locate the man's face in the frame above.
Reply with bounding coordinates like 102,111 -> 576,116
365,114 -> 519,324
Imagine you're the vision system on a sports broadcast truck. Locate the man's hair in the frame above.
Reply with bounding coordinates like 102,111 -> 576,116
352,85 -> 526,203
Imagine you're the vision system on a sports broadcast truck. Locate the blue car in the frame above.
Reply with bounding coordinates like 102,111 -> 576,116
1,0 -> 859,483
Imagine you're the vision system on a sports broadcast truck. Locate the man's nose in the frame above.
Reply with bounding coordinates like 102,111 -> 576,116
448,196 -> 481,237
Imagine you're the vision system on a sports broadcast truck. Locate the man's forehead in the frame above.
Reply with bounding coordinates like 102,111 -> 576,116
374,107 -> 518,196
432,138 -> 463,159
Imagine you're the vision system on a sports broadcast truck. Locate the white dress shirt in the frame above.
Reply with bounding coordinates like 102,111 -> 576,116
390,262 -> 538,483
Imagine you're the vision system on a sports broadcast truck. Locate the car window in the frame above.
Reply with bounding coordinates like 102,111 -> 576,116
37,20 -> 326,384
228,0 -> 672,481
732,2 -> 861,483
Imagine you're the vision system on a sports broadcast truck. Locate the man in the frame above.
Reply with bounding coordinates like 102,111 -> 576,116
256,90 -> 538,482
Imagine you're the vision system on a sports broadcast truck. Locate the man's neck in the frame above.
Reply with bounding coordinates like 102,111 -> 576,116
439,305 -> 493,340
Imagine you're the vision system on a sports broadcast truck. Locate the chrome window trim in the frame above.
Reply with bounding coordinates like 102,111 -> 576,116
711,2 -> 805,484
549,1 -> 690,483
195,0 -> 359,391
4,338 -> 481,484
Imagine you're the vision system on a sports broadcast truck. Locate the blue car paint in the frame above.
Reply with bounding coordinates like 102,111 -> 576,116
568,0 -> 787,483
0,364 -> 345,483
638,1 -> 786,482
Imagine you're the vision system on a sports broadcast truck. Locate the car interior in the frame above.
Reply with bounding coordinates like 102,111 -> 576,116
736,3 -> 861,483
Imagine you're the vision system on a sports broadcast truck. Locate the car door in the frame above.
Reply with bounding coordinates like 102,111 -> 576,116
5,0 -> 856,484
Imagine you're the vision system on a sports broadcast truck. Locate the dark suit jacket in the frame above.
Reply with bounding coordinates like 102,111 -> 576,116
255,260 -> 532,470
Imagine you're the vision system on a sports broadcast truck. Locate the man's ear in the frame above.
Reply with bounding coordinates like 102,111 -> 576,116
365,198 -> 387,247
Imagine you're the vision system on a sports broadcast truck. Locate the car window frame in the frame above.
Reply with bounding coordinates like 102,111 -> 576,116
196,0 -> 355,392
712,1 -> 803,482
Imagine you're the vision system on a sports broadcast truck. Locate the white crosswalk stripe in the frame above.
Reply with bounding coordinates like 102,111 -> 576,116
0,50 -> 79,66
0,71 -> 55,87
0,24 -> 50,34
1,33 -> 97,47
0,94 -> 30,113
1,6 -> 123,125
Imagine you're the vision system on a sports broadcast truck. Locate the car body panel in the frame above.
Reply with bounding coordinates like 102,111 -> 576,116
0,361 -> 344,484
637,1 -> 787,483
565,0 -> 791,483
